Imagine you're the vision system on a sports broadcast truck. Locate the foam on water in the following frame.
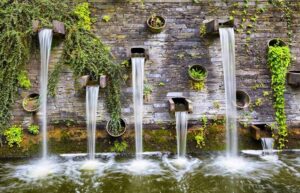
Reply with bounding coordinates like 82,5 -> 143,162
122,159 -> 161,175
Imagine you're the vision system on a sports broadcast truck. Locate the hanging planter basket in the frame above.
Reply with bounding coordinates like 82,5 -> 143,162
236,90 -> 251,109
146,15 -> 166,33
267,39 -> 287,48
106,118 -> 127,137
188,65 -> 208,82
22,93 -> 40,112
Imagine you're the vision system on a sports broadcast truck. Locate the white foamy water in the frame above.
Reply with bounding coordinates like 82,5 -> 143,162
220,28 -> 238,157
38,29 -> 53,159
132,57 -> 145,159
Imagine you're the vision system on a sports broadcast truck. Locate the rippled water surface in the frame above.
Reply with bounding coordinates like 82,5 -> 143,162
0,152 -> 299,193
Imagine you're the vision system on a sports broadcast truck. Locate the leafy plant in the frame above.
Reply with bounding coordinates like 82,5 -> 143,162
102,15 -> 111,22
4,125 -> 23,147
194,115 -> 208,148
158,82 -> 165,86
148,14 -> 164,28
268,43 -> 291,149
17,70 -> 31,89
144,84 -> 153,96
199,24 -> 206,37
28,124 -> 39,135
189,67 -> 207,81
73,2 -> 92,31
110,140 -> 128,153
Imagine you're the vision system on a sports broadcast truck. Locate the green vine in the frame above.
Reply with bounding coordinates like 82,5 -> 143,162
0,1 -> 124,142
267,42 -> 291,149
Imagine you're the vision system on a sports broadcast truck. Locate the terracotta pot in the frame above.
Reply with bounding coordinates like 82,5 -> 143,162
106,118 -> 127,137
22,93 -> 40,112
146,15 -> 166,33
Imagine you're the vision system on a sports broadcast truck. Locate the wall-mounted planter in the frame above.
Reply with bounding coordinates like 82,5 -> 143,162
188,65 -> 208,82
169,97 -> 193,113
267,39 -> 287,48
22,93 -> 40,112
106,118 -> 127,137
236,90 -> 250,109
99,75 -> 107,88
79,75 -> 90,88
146,15 -> 166,33
287,71 -> 300,87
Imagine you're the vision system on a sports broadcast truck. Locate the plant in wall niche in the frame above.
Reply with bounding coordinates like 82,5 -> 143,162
102,15 -> 111,22
268,42 -> 291,149
110,140 -> 128,153
147,13 -> 166,33
28,124 -> 39,135
17,70 -> 31,89
188,65 -> 208,91
4,125 -> 23,147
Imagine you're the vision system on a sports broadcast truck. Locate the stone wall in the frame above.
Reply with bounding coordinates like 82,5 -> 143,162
12,0 -> 300,129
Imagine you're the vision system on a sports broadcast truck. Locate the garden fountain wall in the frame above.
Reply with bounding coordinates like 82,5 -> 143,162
6,0 -> 300,156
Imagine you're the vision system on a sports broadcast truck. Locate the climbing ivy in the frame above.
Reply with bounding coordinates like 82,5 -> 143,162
267,42 -> 291,149
0,1 -> 124,143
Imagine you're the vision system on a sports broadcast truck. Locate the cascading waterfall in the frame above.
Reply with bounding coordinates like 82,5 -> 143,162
219,28 -> 238,157
261,138 -> 274,155
132,57 -> 145,159
86,86 -> 99,160
175,111 -> 188,157
39,29 -> 53,159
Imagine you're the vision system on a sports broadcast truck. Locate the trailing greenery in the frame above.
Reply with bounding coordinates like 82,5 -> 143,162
17,70 -> 31,89
110,140 -> 128,153
194,115 -> 208,148
4,125 -> 23,147
268,43 -> 291,149
0,1 -> 124,141
28,124 -> 39,135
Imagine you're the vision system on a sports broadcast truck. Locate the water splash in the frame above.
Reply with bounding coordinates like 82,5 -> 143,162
86,86 -> 99,160
261,138 -> 274,155
39,29 -> 53,159
219,28 -> 237,157
175,111 -> 188,157
132,57 -> 145,159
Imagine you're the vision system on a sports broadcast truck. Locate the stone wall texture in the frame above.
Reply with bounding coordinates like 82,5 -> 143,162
12,0 -> 300,129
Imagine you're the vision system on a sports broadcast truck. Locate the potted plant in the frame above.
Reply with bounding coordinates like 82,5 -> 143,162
146,14 -> 166,33
267,38 -> 286,48
188,65 -> 208,81
236,90 -> 251,109
22,93 -> 40,112
106,118 -> 127,137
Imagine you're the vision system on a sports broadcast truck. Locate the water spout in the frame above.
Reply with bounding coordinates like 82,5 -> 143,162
132,57 -> 145,159
39,29 -> 53,159
175,111 -> 188,158
219,28 -> 238,157
86,86 -> 99,160
261,138 -> 274,155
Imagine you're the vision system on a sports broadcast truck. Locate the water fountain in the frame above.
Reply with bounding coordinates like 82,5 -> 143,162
175,111 -> 188,158
261,138 -> 274,155
132,57 -> 145,159
219,28 -> 238,158
39,29 -> 53,159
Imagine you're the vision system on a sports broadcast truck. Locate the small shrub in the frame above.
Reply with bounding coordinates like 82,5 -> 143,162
4,125 -> 23,147
28,124 -> 39,135
148,14 -> 164,28
17,70 -> 31,89
110,141 -> 128,153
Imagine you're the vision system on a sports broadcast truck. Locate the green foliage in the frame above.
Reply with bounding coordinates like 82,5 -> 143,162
4,125 -> 23,147
73,2 -> 92,31
189,68 -> 207,81
17,70 -> 31,89
158,82 -> 165,86
144,84 -> 153,96
254,98 -> 263,107
194,115 -> 208,148
110,140 -> 128,153
48,63 -> 63,96
199,24 -> 206,37
268,44 -> 291,149
213,101 -> 221,109
28,124 -> 39,135
102,15 -> 111,22
148,14 -> 164,28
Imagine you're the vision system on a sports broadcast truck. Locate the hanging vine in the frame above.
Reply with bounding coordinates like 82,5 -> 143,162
0,1 -> 124,143
267,41 -> 291,149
